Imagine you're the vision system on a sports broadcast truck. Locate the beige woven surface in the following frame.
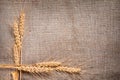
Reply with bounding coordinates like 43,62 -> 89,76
0,0 -> 120,80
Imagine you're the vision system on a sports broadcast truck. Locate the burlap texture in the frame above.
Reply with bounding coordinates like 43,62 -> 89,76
0,0 -> 120,80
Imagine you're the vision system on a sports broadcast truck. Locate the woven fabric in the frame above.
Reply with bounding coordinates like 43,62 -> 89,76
0,0 -> 120,80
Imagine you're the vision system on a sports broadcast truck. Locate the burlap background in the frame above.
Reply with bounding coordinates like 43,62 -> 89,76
0,0 -> 120,80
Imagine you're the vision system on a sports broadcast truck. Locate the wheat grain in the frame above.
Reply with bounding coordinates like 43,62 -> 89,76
34,61 -> 62,67
55,66 -> 81,73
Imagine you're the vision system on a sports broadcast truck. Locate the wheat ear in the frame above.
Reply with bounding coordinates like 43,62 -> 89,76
13,20 -> 21,80
34,61 -> 62,67
19,10 -> 25,39
18,10 -> 25,80
13,20 -> 21,64
0,64 -> 53,73
0,64 -> 81,74
55,66 -> 81,73
13,20 -> 21,49
17,65 -> 54,73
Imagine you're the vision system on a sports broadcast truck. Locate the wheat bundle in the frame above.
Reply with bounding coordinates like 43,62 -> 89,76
12,10 -> 25,80
0,8 -> 82,80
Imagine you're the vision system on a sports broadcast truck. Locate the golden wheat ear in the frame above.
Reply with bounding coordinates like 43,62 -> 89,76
16,65 -> 54,73
55,66 -> 81,73
13,20 -> 21,49
34,61 -> 62,67
19,10 -> 25,38
13,19 -> 21,64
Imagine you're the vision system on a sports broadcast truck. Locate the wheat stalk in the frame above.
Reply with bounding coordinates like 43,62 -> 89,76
13,10 -> 25,64
17,10 -> 25,80
13,19 -> 21,80
11,71 -> 19,80
0,64 -> 81,74
12,10 -> 25,80
0,64 -> 17,69
13,44 -> 20,64
0,64 -> 53,73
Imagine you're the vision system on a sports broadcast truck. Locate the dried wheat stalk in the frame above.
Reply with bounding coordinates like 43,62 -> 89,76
18,10 -> 25,80
0,64 -> 53,73
13,10 -> 25,64
0,64 -> 16,69
13,44 -> 20,64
